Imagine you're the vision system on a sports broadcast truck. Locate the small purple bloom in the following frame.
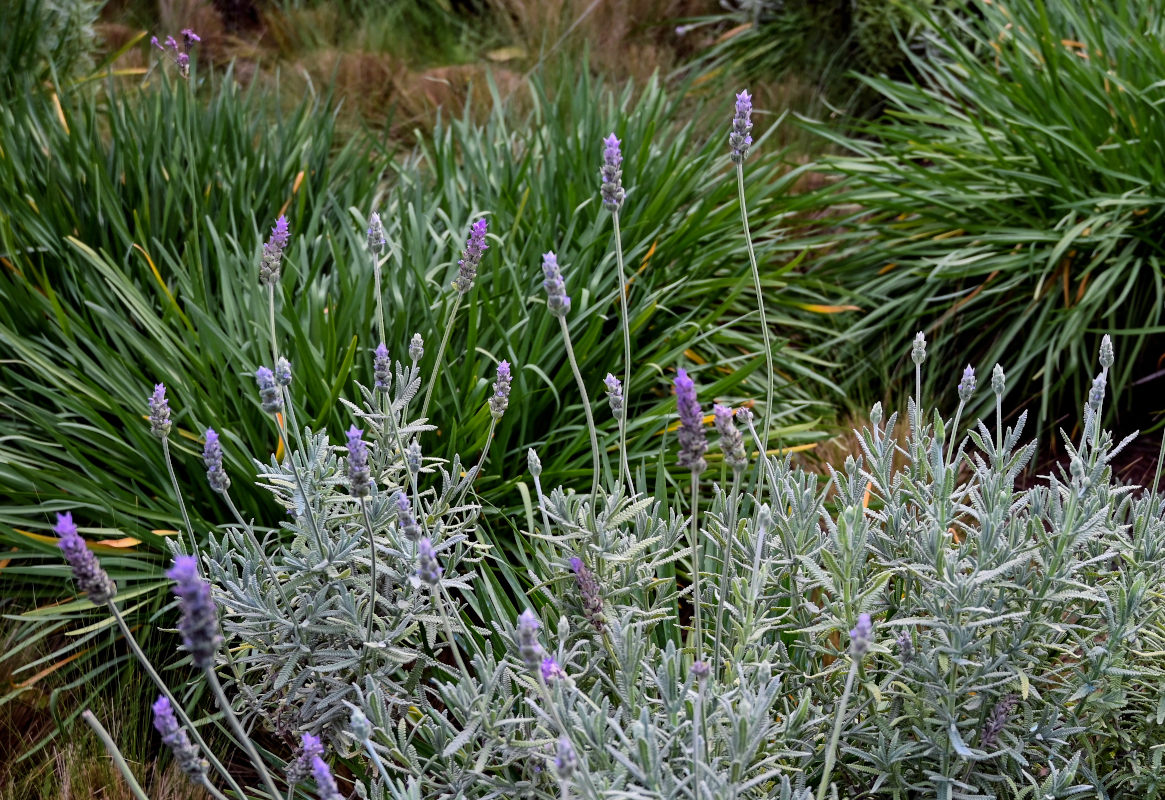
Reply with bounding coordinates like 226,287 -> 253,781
980,694 -> 1019,750
346,425 -> 371,498
416,538 -> 443,586
452,218 -> 488,294
729,90 -> 754,163
203,428 -> 230,493
849,613 -> 874,657
255,366 -> 283,414
489,360 -> 512,418
287,733 -> 324,784
555,736 -> 578,780
274,357 -> 293,387
181,28 -> 201,45
151,695 -> 207,780
56,512 -> 117,604
541,656 -> 566,683
569,556 -> 605,632
674,369 -> 707,473
373,343 -> 391,393
367,211 -> 386,255
396,492 -> 421,541
603,373 -> 623,418
1088,372 -> 1106,412
600,133 -> 625,211
148,383 -> 172,439
311,755 -> 344,800
958,365 -> 976,403
541,251 -> 570,317
259,215 -> 290,286
516,609 -> 543,670
713,404 -> 747,472
167,555 -> 221,669
691,660 -> 710,684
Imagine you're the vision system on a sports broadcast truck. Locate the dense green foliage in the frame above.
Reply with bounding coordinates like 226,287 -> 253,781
784,0 -> 1165,424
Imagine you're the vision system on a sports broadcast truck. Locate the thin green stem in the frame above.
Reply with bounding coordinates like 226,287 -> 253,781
995,394 -> 1003,455
433,589 -> 471,682
611,211 -> 633,493
421,294 -> 463,421
360,498 -> 379,651
945,399 -> 966,467
692,685 -> 704,800
712,471 -> 741,677
199,779 -> 232,800
381,388 -> 430,540
206,669 -> 283,800
81,710 -> 152,800
364,739 -> 394,787
106,603 -> 245,799
736,163 -> 774,475
689,470 -> 703,662
161,437 -> 199,563
1154,425 -> 1165,496
268,284 -> 279,368
456,417 -> 497,508
816,658 -> 859,800
559,316 -> 602,500
372,251 -> 386,349
272,407 -> 326,555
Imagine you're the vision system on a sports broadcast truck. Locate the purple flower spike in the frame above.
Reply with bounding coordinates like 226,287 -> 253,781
259,215 -> 291,286
516,609 -> 543,670
713,404 -> 747,472
541,656 -> 566,683
56,512 -> 117,605
396,492 -> 421,541
555,736 -> 578,780
152,695 -> 207,780
367,211 -> 386,255
374,343 -> 391,393
274,357 -> 293,387
958,365 -> 976,403
569,556 -> 605,632
148,383 -> 172,439
287,733 -> 324,784
452,218 -> 489,294
603,374 -> 623,418
181,28 -> 201,45
489,360 -> 512,419
416,538 -> 443,586
600,133 -> 625,211
541,251 -> 571,317
346,425 -> 371,498
849,612 -> 874,657
203,428 -> 230,493
255,366 -> 283,414
674,369 -> 707,473
167,555 -> 221,669
311,756 -> 344,800
729,90 -> 754,163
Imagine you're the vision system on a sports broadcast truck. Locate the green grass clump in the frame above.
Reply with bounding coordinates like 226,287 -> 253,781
783,0 -> 1165,426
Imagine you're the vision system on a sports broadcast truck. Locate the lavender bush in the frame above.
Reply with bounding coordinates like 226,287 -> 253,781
50,90 -> 1165,800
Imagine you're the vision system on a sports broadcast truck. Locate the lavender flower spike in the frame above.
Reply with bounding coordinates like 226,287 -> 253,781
373,342 -> 391,393
452,218 -> 488,294
56,512 -> 117,604
258,215 -> 290,286
203,428 -> 230,493
367,211 -> 386,255
409,333 -> 424,363
148,383 -> 172,439
255,366 -> 283,413
674,368 -> 707,473
555,736 -> 578,780
489,360 -> 512,419
416,538 -> 443,586
396,492 -> 422,541
729,90 -> 754,163
311,756 -> 344,800
980,694 -> 1019,750
570,556 -> 605,632
516,609 -> 543,670
1100,334 -> 1114,370
541,656 -> 567,683
600,133 -> 625,211
958,365 -> 976,403
274,357 -> 293,387
542,251 -> 571,317
287,732 -> 324,784
604,373 -> 624,418
849,612 -> 874,657
167,555 -> 222,669
713,404 -> 747,472
152,696 -> 207,781
346,425 -> 371,498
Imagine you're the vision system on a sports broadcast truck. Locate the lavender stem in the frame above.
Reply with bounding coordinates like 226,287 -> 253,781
559,316 -> 603,500
611,211 -> 633,494
82,710 -> 151,800
421,294 -> 463,421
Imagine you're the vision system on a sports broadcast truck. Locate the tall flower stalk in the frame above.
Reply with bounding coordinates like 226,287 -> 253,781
601,134 -> 633,492
543,251 -> 602,498
730,91 -> 774,473
675,369 -> 708,661
817,614 -> 874,800
148,383 -> 199,562
422,218 -> 488,420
